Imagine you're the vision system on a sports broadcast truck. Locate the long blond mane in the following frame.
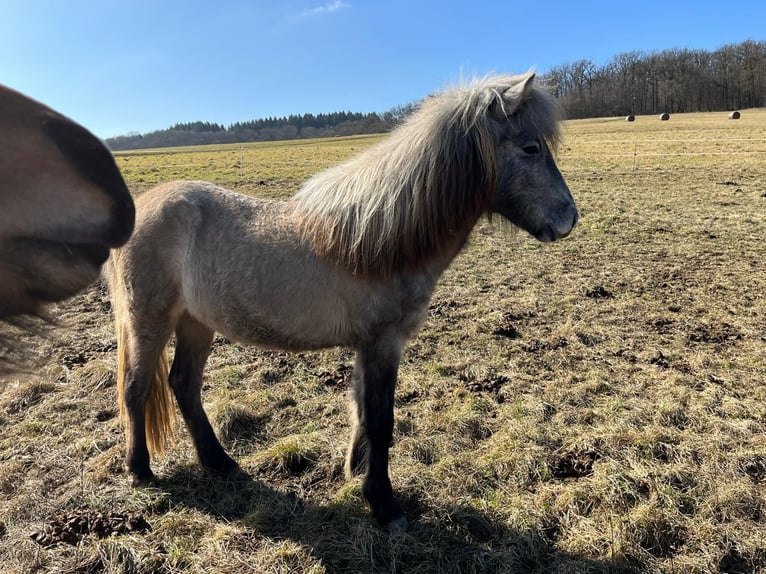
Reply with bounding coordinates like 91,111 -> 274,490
293,73 -> 562,278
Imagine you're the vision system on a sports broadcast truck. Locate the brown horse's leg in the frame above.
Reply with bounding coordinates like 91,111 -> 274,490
169,313 -> 245,479
347,341 -> 407,529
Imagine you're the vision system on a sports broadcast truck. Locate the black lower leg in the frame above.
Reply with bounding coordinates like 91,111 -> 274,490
355,343 -> 404,526
123,373 -> 154,484
126,411 -> 154,485
170,317 -> 243,478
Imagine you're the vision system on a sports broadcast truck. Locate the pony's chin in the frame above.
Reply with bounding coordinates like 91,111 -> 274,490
66,242 -> 111,267
4,237 -> 109,304
531,210 -> 578,242
532,224 -> 574,243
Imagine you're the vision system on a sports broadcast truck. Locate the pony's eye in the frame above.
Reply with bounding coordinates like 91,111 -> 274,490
521,141 -> 541,155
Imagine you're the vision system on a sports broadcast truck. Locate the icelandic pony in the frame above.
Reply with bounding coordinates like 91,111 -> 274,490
107,73 -> 577,529
0,85 -> 134,321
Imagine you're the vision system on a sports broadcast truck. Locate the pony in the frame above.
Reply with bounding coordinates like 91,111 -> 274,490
0,84 -> 134,322
107,72 -> 577,529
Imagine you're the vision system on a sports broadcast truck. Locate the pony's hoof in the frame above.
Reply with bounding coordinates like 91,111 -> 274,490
130,472 -> 156,488
226,465 -> 251,482
204,459 -> 251,482
386,516 -> 409,532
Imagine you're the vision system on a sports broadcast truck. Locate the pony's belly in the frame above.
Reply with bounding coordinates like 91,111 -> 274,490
190,296 -> 351,352
219,321 -> 342,352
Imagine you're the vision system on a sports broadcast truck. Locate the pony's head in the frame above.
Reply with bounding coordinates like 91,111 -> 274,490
477,72 -> 577,241
0,84 -> 134,320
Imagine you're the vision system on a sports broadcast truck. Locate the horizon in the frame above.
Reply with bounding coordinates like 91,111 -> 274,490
2,1 -> 764,139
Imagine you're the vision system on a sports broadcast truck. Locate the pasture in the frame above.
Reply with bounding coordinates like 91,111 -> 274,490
1,109 -> 765,573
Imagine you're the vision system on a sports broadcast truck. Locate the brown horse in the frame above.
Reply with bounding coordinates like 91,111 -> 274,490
0,84 -> 134,322
108,73 -> 577,529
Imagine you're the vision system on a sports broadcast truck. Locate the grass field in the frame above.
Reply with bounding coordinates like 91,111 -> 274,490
1,110 -> 765,573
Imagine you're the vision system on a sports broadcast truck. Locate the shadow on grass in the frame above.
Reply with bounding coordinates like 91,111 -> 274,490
155,465 -> 639,574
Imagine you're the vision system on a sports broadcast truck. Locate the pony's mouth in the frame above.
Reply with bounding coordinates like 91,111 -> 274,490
533,210 -> 578,242
64,241 -> 111,266
1,236 -> 110,305
7,236 -> 110,268
534,224 -> 573,243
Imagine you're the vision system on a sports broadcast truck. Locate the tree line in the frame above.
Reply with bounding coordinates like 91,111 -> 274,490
544,40 -> 765,118
106,40 -> 764,150
106,106 -> 415,150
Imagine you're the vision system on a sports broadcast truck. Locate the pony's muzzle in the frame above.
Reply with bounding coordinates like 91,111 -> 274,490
535,206 -> 578,242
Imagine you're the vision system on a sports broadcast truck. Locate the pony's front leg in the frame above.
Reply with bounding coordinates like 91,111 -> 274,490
346,340 -> 407,529
169,313 -> 246,480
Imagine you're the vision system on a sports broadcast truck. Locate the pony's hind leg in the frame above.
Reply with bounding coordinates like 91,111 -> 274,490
170,313 -> 246,479
346,339 -> 407,529
120,327 -> 174,486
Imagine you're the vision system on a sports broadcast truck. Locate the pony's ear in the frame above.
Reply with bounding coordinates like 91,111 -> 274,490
515,72 -> 536,98
492,72 -> 536,118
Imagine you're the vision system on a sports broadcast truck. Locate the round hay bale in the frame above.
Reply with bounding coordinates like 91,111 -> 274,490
728,111 -> 740,119
626,115 -> 635,122
659,113 -> 670,121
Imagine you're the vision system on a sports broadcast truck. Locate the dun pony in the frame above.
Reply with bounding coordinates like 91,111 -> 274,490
107,72 -> 577,529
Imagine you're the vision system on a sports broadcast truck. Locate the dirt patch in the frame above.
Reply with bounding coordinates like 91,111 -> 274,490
492,311 -> 530,339
461,374 -> 510,395
549,450 -> 598,479
30,509 -> 151,547
719,545 -> 766,574
493,324 -> 522,339
584,285 -> 613,300
317,363 -> 353,388
687,322 -> 743,344
741,457 -> 766,483
649,351 -> 670,368
429,299 -> 460,319
636,518 -> 688,558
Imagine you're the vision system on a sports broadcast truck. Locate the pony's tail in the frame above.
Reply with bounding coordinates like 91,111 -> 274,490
109,260 -> 177,458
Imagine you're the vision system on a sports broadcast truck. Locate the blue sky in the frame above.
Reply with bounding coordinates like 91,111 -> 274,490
2,0 -> 763,138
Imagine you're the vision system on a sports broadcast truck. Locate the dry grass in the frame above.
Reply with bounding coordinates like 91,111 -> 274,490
1,110 -> 765,573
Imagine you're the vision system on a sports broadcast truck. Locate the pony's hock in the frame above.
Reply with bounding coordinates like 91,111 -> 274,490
107,72 -> 577,528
